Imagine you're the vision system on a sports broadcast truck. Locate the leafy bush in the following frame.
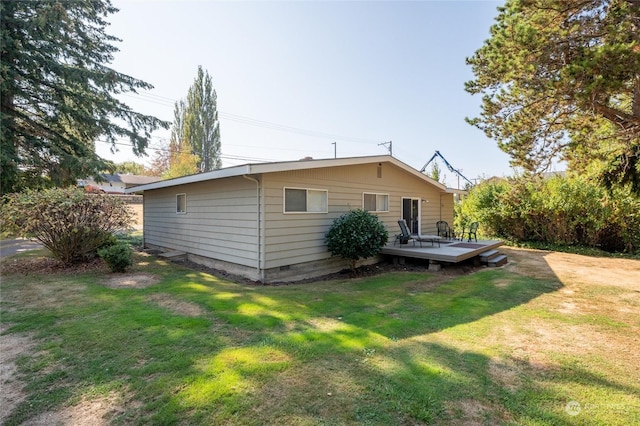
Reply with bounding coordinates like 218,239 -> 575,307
455,178 -> 510,237
325,209 -> 389,272
98,232 -> 120,250
1,187 -> 133,264
605,185 -> 640,253
458,175 -> 639,253
98,243 -> 133,273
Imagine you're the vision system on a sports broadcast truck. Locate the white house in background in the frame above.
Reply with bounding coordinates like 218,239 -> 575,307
125,155 -> 456,283
78,174 -> 161,194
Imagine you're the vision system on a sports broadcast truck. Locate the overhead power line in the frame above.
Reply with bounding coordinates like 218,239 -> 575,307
122,91 -> 387,145
94,138 -> 276,163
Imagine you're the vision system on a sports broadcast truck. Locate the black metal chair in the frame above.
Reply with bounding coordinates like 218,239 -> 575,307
462,221 -> 479,242
436,221 -> 452,239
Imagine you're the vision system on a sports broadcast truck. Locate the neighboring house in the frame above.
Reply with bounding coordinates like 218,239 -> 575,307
125,155 -> 455,283
78,174 -> 161,194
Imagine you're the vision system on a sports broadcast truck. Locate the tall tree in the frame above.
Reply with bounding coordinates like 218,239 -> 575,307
167,100 -> 191,175
167,66 -> 221,177
465,0 -> 640,192
0,0 -> 168,194
163,150 -> 201,180
428,162 -> 443,183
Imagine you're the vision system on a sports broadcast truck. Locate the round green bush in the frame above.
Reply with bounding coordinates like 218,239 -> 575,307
325,209 -> 389,272
98,243 -> 133,273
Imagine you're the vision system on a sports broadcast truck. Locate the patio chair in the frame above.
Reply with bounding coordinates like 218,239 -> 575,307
436,221 -> 453,239
461,221 -> 479,242
394,219 -> 414,246
395,220 -> 441,248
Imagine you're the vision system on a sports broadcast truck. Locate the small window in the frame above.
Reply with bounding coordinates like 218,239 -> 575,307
284,188 -> 328,213
363,193 -> 389,212
176,193 -> 187,214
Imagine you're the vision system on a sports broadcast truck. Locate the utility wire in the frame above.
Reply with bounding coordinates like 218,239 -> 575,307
94,138 -> 276,163
122,91 -> 387,145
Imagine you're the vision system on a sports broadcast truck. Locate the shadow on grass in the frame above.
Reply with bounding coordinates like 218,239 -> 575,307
176,267 -> 562,341
3,255 -> 638,424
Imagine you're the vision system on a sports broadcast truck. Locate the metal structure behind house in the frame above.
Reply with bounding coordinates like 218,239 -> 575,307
420,150 -> 474,188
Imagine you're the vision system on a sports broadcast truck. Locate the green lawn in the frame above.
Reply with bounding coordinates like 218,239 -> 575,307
1,249 -> 639,425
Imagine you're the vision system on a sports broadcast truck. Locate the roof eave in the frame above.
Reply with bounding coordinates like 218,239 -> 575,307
124,164 -> 252,193
124,155 -> 449,193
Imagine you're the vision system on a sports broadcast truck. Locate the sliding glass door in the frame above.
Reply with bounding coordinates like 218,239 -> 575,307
401,197 -> 420,234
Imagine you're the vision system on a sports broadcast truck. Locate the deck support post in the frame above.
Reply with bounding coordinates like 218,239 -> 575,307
428,260 -> 441,272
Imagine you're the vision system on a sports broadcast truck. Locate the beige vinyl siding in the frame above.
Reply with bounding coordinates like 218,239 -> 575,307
143,176 -> 258,268
261,162 -> 448,269
439,193 -> 455,231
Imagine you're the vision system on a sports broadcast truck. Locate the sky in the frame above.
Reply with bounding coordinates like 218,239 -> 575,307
99,0 -> 515,188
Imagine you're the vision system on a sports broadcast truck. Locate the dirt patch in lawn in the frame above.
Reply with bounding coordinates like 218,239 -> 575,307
101,273 -> 160,289
449,399 -> 507,426
1,330 -> 132,425
146,293 -> 204,317
0,327 -> 34,425
501,246 -> 640,289
502,246 -> 640,323
27,392 -> 122,426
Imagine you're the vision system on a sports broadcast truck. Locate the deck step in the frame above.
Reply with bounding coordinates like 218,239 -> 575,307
479,249 -> 500,262
158,250 -> 187,261
488,254 -> 508,267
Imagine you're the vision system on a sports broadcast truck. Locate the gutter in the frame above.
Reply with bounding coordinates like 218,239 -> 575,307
243,175 -> 264,283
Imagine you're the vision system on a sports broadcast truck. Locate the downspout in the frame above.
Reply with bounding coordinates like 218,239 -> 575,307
141,191 -> 146,248
243,175 -> 264,282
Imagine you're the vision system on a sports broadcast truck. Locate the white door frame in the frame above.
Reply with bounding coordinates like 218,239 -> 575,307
401,197 -> 421,234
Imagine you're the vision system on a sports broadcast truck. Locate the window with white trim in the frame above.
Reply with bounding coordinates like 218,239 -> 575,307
176,193 -> 187,214
363,192 -> 389,212
284,188 -> 328,213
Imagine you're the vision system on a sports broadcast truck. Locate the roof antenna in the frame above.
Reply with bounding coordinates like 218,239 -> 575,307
378,141 -> 392,156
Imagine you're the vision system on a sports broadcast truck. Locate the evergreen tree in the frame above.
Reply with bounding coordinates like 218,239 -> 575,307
0,0 -> 168,194
167,66 -> 221,177
465,0 -> 640,193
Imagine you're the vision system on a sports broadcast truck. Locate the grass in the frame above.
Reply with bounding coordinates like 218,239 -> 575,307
1,249 -> 639,425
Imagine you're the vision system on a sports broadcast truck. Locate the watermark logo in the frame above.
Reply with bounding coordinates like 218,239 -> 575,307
565,401 -> 582,416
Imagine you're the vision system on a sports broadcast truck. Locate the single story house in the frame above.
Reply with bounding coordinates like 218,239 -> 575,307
78,174 -> 161,194
126,155 -> 455,283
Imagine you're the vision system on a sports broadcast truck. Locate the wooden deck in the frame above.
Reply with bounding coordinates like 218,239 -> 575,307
380,239 -> 504,263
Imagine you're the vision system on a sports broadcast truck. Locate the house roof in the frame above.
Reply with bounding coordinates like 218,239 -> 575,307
83,174 -> 161,186
102,174 -> 161,186
125,155 -> 449,193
